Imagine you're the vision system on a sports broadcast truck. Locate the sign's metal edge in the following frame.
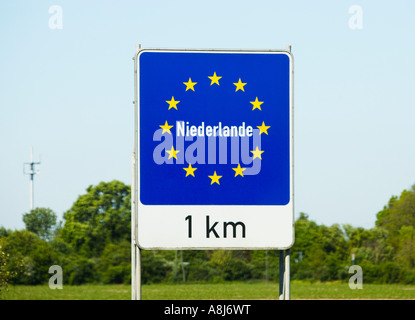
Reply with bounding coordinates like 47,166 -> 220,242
136,47 -> 293,53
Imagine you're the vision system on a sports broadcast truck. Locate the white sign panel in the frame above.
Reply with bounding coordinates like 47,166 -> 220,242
134,48 -> 294,249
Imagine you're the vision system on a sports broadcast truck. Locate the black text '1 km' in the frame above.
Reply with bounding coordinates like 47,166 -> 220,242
185,215 -> 246,239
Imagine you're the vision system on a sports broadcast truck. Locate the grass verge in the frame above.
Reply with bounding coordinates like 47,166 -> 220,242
2,281 -> 415,300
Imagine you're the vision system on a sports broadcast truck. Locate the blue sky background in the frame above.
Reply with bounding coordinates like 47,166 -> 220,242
1,0 -> 415,230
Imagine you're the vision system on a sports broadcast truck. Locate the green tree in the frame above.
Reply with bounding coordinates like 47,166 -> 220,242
22,208 -> 57,241
59,180 -> 131,258
376,186 -> 415,239
100,241 -> 131,284
290,213 -> 349,281
376,185 -> 415,268
1,230 -> 55,285
141,251 -> 172,284
0,243 -> 20,296
207,250 -> 253,282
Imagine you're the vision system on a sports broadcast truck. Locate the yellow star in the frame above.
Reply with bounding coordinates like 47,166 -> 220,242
166,146 -> 179,160
208,72 -> 222,85
232,164 -> 246,177
159,120 -> 173,135
183,163 -> 197,177
257,121 -> 270,135
233,78 -> 247,92
183,77 -> 197,91
250,146 -> 264,160
250,97 -> 264,110
208,171 -> 222,185
166,96 -> 180,110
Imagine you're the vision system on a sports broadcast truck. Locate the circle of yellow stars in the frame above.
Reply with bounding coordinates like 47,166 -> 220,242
159,72 -> 271,186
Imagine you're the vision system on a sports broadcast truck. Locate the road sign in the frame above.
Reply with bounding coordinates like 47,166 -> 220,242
134,48 -> 294,249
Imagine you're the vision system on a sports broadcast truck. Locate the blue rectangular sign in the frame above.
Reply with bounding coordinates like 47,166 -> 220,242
139,50 -> 292,206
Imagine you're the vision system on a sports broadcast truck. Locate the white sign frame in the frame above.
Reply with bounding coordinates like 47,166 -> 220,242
133,47 -> 294,250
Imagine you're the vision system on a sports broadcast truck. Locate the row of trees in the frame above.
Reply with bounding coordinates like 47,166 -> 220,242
1,180 -> 415,287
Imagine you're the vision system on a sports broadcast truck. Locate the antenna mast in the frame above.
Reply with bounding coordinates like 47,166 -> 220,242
24,147 -> 41,210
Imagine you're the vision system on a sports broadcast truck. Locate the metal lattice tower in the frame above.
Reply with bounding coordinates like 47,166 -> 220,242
23,147 -> 41,210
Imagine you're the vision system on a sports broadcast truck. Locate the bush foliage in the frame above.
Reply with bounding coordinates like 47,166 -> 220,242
1,180 -> 415,285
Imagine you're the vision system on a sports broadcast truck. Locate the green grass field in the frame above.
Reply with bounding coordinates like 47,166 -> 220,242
2,281 -> 415,300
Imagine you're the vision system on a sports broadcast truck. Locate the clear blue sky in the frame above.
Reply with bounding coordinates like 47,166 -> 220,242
1,0 -> 415,230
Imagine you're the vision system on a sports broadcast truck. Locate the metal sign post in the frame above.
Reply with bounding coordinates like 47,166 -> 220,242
279,249 -> 291,300
132,44 -> 141,300
132,45 -> 294,300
